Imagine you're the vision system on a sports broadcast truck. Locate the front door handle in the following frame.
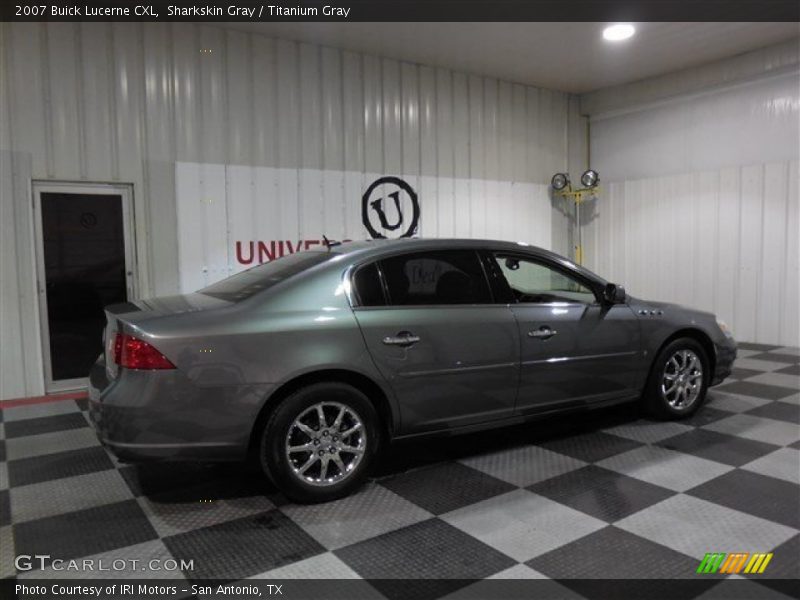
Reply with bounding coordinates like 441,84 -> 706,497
383,331 -> 421,347
528,327 -> 557,340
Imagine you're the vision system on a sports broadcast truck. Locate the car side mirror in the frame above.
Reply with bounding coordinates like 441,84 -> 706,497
604,283 -> 626,304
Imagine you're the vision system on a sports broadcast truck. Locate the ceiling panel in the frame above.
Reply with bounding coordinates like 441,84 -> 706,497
219,22 -> 799,92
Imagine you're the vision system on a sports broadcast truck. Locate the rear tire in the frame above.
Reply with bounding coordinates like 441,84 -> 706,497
259,382 -> 380,503
643,338 -> 709,420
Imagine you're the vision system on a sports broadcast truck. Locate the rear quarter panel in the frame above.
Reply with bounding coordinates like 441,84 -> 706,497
123,263 -> 397,423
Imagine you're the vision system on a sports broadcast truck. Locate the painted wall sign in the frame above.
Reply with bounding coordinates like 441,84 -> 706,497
175,162 -> 552,294
361,176 -> 420,239
234,176 -> 419,266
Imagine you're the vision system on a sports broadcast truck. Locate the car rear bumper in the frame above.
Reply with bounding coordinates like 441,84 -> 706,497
88,356 -> 273,462
711,337 -> 737,386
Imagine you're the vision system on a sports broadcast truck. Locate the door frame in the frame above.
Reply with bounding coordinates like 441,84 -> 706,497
32,181 -> 138,393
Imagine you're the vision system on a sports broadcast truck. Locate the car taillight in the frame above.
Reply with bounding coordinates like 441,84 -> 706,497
113,332 -> 176,370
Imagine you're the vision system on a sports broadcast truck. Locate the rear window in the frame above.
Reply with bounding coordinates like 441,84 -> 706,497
198,252 -> 332,302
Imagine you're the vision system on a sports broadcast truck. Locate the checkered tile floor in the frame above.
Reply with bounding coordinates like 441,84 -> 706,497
1,343 -> 798,599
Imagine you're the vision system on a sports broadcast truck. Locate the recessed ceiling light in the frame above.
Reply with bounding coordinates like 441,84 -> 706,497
603,23 -> 636,42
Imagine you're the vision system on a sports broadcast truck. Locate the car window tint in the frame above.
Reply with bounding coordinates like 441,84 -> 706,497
353,263 -> 385,306
198,252 -> 332,302
494,254 -> 596,304
380,250 -> 491,306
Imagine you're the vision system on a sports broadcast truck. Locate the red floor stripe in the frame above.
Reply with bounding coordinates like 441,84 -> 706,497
0,390 -> 88,409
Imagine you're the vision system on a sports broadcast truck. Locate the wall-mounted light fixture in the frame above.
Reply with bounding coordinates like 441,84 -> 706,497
550,170 -> 601,265
551,172 -> 570,191
580,169 -> 600,188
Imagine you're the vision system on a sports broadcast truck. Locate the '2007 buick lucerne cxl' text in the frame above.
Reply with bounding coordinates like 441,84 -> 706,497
89,239 -> 736,502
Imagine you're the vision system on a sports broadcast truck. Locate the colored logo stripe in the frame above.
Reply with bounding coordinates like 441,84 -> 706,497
744,553 -> 773,574
720,553 -> 749,574
697,553 -> 726,573
697,552 -> 773,574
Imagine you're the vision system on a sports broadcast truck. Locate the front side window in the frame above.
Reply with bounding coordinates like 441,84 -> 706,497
380,250 -> 492,306
494,254 -> 596,304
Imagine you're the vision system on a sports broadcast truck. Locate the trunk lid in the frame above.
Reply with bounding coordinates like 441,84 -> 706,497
102,293 -> 231,379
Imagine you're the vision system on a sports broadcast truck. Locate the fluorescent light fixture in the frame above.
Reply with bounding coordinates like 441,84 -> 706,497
603,23 -> 635,42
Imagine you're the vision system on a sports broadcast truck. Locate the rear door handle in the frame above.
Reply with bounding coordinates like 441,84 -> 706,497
528,327 -> 557,340
383,332 -> 421,347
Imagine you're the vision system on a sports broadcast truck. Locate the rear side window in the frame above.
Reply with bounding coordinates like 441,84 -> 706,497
379,250 -> 491,306
199,252 -> 331,302
353,263 -> 385,307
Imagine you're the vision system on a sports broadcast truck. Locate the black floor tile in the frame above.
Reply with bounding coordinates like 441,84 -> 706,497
0,490 -> 9,527
4,412 -> 88,439
657,429 -> 780,466
13,500 -> 158,561
776,364 -> 800,376
747,352 -> 800,364
729,367 -> 765,380
538,431 -> 643,463
749,534 -> 799,580
8,446 -> 115,487
0,440 -> 5,462
335,518 -> 515,600
528,526 -> 705,579
528,465 -> 674,522
714,381 -> 797,400
688,470 -> 800,529
746,402 -> 800,425
378,462 -> 515,515
163,509 -> 324,582
737,343 -> 782,352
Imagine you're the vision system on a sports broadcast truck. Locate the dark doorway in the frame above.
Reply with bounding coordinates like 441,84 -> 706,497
38,190 -> 130,384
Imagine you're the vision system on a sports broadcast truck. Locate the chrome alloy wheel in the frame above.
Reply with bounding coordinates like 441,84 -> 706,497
661,349 -> 703,409
284,401 -> 367,487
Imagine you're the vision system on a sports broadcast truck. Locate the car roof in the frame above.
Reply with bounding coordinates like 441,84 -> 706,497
332,237 -> 546,254
327,238 -> 607,286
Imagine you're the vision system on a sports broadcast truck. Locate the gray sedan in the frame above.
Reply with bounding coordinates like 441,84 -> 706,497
88,239 -> 736,502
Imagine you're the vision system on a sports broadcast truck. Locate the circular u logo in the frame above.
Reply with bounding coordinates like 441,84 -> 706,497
362,176 -> 420,239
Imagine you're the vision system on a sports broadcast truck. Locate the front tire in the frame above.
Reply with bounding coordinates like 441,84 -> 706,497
643,338 -> 709,420
259,382 -> 380,503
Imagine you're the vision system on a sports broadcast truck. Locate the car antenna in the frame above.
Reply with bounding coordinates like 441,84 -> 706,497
322,234 -> 341,250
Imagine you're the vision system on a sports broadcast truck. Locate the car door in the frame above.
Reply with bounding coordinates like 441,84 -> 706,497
488,251 -> 641,415
352,249 -> 519,435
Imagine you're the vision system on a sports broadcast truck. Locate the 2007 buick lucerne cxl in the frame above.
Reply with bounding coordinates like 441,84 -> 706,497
89,239 -> 736,502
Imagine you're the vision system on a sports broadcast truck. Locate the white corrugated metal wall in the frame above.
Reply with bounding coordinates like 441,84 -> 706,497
581,57 -> 800,347
174,163 -> 556,293
0,23 -> 571,399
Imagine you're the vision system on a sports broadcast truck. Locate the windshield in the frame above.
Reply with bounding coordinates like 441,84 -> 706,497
198,252 -> 332,302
